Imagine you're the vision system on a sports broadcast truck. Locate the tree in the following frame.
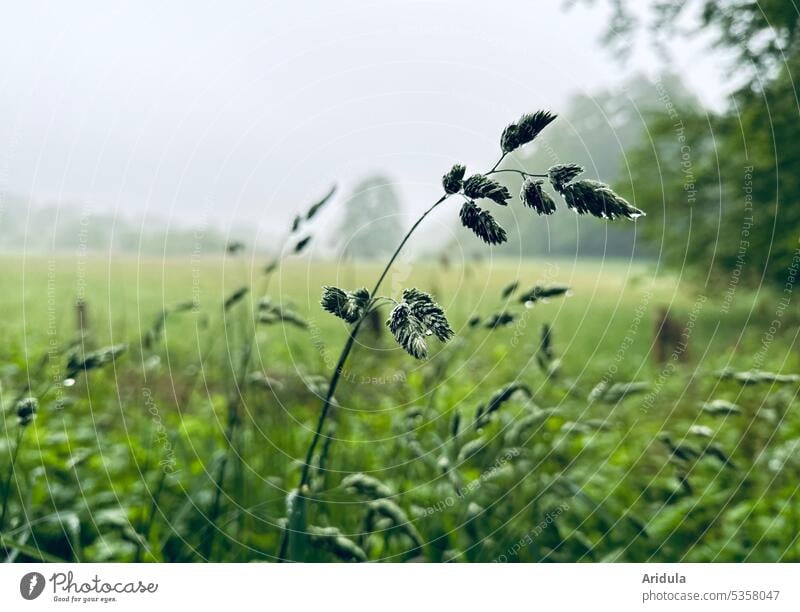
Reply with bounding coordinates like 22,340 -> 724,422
593,1 -> 800,288
618,54 -> 800,288
471,73 -> 696,259
588,0 -> 800,85
334,175 -> 404,260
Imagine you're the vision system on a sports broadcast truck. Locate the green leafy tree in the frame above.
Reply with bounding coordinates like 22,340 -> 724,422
473,73 -> 695,258
620,56 -> 800,287
588,0 -> 800,82
334,175 -> 404,260
597,1 -> 800,287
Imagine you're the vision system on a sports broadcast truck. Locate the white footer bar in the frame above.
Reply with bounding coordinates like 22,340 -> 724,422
1,563 -> 797,611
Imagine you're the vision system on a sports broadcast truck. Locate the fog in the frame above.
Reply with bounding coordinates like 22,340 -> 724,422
0,0 -> 728,247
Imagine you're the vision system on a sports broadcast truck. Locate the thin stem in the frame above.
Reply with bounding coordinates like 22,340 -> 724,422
277,151 -> 532,561
199,228 -> 296,560
0,427 -> 25,533
487,168 -> 548,179
277,193 -> 449,561
306,193 -> 448,479
489,152 -> 507,173
367,194 -> 448,298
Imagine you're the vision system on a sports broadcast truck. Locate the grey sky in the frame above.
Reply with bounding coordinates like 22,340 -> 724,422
0,0 -> 728,243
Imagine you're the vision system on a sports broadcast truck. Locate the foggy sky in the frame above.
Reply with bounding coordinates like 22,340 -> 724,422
0,0 -> 728,244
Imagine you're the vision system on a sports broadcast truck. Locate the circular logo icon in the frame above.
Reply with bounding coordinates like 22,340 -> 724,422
20,572 -> 45,600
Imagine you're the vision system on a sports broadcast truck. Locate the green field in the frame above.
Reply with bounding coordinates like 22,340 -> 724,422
1,254 -> 799,562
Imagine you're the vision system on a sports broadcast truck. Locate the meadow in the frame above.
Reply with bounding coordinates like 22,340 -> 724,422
1,253 -> 798,562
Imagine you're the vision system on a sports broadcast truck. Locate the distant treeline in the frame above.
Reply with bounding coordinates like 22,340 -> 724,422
0,196 -> 243,256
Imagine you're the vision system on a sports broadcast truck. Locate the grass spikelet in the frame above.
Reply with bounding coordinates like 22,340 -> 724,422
457,436 -> 488,462
285,487 -> 308,561
341,473 -> 393,499
320,286 -> 355,323
258,298 -> 307,328
715,368 -> 800,385
366,499 -> 422,547
467,314 -> 482,328
548,163 -> 584,191
387,290 -> 453,359
658,433 -> 701,463
484,312 -> 515,329
320,286 -> 369,323
500,110 -> 557,153
223,286 -> 249,311
66,344 -> 128,378
459,201 -> 507,245
688,424 -> 714,438
402,288 -> 454,342
700,399 -> 742,416
475,383 -> 531,428
226,240 -> 245,254
536,323 -> 561,377
307,526 -> 366,562
588,381 -> 650,403
305,185 -> 337,221
518,285 -> 570,306
520,179 -> 557,215
15,397 -> 38,426
500,281 -> 519,299
463,174 -> 511,206
293,235 -> 312,253
560,179 -> 645,220
387,303 -> 427,359
450,410 -> 461,439
505,409 -> 558,445
442,164 -> 466,194
703,443 -> 737,468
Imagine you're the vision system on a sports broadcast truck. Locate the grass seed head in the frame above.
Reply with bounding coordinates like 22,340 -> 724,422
518,285 -> 570,306
66,343 -> 128,377
321,286 -> 351,320
16,396 -> 38,426
715,368 -> 800,385
366,499 -> 422,547
226,241 -> 245,254
458,436 -> 488,461
442,163 -> 466,194
293,235 -> 313,253
485,312 -> 515,328
700,399 -> 742,416
500,110 -> 557,153
501,280 -> 519,299
463,174 -> 511,206
305,185 -> 336,221
341,473 -> 393,499
403,288 -> 454,342
387,303 -> 428,360
320,286 -> 369,323
223,286 -> 249,311
459,201 -> 507,245
450,410 -> 461,439
308,526 -> 367,562
521,179 -> 557,215
387,290 -> 454,359
467,314 -> 482,328
561,179 -> 645,220
548,163 -> 584,191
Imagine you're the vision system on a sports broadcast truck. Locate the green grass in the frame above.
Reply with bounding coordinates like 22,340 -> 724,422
1,254 -> 799,562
